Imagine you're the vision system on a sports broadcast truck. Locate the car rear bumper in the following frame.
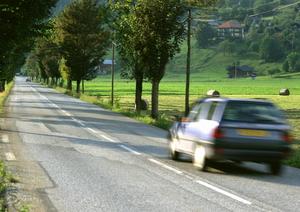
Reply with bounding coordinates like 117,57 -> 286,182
206,146 -> 292,162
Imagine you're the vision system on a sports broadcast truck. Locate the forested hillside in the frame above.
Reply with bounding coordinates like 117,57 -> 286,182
165,0 -> 300,79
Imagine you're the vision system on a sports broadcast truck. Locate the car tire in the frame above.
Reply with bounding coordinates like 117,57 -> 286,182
193,145 -> 207,171
269,162 -> 282,175
168,134 -> 180,161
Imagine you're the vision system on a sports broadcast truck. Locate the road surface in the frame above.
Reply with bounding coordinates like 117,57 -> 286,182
1,77 -> 300,211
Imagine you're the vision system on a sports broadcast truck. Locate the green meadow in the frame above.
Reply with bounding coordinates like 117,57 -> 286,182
62,75 -> 300,167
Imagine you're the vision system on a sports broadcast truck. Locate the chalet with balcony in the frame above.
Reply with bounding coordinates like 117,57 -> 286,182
217,20 -> 244,40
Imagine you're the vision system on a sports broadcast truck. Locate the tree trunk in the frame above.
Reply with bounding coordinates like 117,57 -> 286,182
2,80 -> 5,91
76,79 -> 81,93
151,80 -> 159,119
67,79 -> 72,91
82,80 -> 85,94
135,75 -> 143,114
60,78 -> 64,87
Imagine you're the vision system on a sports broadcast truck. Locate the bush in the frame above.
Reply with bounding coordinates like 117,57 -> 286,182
286,52 -> 300,72
268,68 -> 281,77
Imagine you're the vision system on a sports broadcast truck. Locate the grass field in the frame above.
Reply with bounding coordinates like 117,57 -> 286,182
62,75 -> 300,168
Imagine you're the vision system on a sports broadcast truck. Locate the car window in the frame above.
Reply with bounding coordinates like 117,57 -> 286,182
222,101 -> 285,124
196,102 -> 211,120
207,102 -> 219,120
187,103 -> 202,121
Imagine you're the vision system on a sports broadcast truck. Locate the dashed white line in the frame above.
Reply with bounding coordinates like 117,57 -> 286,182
62,110 -> 72,116
148,158 -> 183,175
87,127 -> 97,133
185,175 -> 193,180
195,180 -> 252,205
5,152 -> 16,161
100,135 -> 117,143
1,135 -> 9,143
119,145 -> 142,155
30,85 -> 255,207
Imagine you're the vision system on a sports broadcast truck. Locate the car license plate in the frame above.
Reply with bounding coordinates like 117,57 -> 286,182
237,129 -> 269,137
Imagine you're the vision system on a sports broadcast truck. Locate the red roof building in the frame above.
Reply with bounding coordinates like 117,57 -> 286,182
217,20 -> 244,39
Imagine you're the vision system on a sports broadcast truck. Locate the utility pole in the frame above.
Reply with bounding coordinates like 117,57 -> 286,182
185,8 -> 191,116
234,62 -> 237,79
111,42 -> 115,106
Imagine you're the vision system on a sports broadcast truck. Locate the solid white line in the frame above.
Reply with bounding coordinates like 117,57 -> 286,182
5,152 -> 16,161
1,135 -> 9,143
148,158 -> 183,175
100,135 -> 117,143
195,180 -> 252,205
119,145 -> 142,155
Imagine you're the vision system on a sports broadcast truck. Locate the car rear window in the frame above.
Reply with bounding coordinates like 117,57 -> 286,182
222,101 -> 285,124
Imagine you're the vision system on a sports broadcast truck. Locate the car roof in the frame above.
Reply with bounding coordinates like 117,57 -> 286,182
196,97 -> 273,104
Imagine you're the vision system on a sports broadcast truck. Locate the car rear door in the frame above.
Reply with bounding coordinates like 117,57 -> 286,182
177,101 -> 220,154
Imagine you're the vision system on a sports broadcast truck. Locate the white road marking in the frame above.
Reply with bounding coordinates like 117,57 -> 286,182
185,175 -> 193,180
70,117 -> 85,126
5,152 -> 16,161
100,135 -> 117,143
119,145 -> 142,155
148,158 -> 183,175
195,180 -> 252,205
29,85 -> 255,208
87,127 -> 97,133
1,135 -> 9,143
62,110 -> 71,116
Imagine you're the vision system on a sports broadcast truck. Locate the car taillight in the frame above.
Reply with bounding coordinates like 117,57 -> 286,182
213,128 -> 224,139
282,132 -> 293,144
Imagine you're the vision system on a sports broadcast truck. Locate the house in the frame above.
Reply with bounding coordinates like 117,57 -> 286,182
226,65 -> 255,78
97,59 -> 115,75
217,20 -> 244,40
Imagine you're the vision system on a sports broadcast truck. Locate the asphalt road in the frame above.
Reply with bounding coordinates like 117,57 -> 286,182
1,77 -> 300,211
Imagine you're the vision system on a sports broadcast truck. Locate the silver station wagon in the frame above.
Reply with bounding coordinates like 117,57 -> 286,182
168,97 -> 293,175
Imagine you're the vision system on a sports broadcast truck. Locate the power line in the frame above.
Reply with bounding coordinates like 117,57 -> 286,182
249,0 -> 300,18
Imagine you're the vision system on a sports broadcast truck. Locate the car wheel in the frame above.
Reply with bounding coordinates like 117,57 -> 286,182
193,145 -> 207,171
168,135 -> 180,160
269,162 -> 282,175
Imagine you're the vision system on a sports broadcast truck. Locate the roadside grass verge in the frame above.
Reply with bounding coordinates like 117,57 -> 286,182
52,77 -> 300,168
0,81 -> 14,114
0,81 -> 15,210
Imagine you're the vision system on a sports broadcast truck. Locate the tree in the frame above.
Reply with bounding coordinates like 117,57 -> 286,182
195,23 -> 216,48
0,0 -> 57,84
24,52 -> 40,80
286,52 -> 300,72
110,1 -> 146,113
282,60 -> 290,73
260,37 -> 284,62
254,0 -> 277,15
34,37 -> 61,85
219,40 -> 235,55
59,57 -> 72,89
54,0 -> 110,93
136,0 -> 186,119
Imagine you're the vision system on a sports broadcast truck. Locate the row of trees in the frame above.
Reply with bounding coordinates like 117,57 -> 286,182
26,0 -> 216,119
0,0 -> 57,90
25,0 -> 110,93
